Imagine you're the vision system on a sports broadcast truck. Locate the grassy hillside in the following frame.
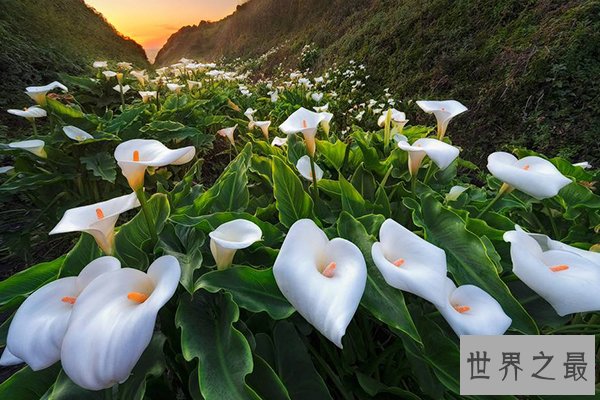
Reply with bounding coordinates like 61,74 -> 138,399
156,0 -> 600,165
0,0 -> 148,119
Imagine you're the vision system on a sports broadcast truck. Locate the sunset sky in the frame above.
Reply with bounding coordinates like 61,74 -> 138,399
85,1 -> 245,59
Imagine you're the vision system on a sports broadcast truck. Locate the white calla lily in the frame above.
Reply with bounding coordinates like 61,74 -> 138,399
113,84 -> 130,94
398,138 -> 460,176
271,136 -> 288,147
446,185 -> 468,202
8,139 -> 46,158
0,257 -> 121,370
312,92 -> 324,103
377,108 -> 408,130
187,80 -> 202,90
573,161 -> 592,169
273,219 -> 367,348
217,125 -> 238,146
279,107 -> 325,156
102,71 -> 117,79
130,70 -> 147,86
117,62 -> 133,71
209,219 -> 262,270
416,100 -> 467,139
254,121 -> 271,139
61,256 -> 180,391
487,152 -> 571,200
244,108 -> 256,121
166,83 -> 184,93
49,193 -> 140,254
436,278 -> 512,336
319,112 -> 333,136
114,139 -> 196,190
63,126 -> 93,142
139,91 -> 157,103
93,61 -> 108,69
296,155 -> 323,182
504,227 -> 600,315
25,81 -> 68,105
372,219 -> 448,305
313,104 -> 329,113
7,106 -> 47,120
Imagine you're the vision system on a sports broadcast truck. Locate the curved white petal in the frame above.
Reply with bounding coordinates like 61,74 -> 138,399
0,347 -> 23,366
411,138 -> 460,170
7,106 -> 47,119
437,278 -> 512,336
103,71 -> 117,78
93,61 -> 108,69
504,229 -> 600,315
271,136 -> 288,147
446,185 -> 468,201
296,155 -> 324,182
244,108 -> 256,121
416,100 -> 467,137
254,121 -> 271,138
0,166 -> 14,174
573,161 -> 592,169
139,91 -> 157,103
61,256 -> 180,390
273,219 -> 367,348
312,93 -> 324,103
115,139 -> 195,189
487,152 -> 571,199
217,126 -> 237,146
63,126 -> 94,142
26,81 -> 68,94
8,140 -> 46,158
279,107 -> 324,135
1,257 -> 120,370
209,219 -> 262,269
372,219 -> 448,305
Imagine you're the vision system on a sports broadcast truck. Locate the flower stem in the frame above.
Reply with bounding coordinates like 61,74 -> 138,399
545,204 -> 560,239
380,164 -> 394,190
31,119 -> 38,135
135,188 -> 158,246
423,162 -> 436,184
410,172 -> 418,198
476,185 -> 509,219
309,155 -> 319,203
119,84 -> 125,108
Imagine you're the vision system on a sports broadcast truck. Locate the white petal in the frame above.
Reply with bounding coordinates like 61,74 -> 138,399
446,186 -> 468,201
372,219 -> 448,305
209,219 -> 262,250
573,161 -> 592,169
487,152 -> 572,199
7,106 -> 47,119
8,140 -> 46,157
416,100 -> 467,136
437,278 -> 512,336
63,126 -> 94,142
26,81 -> 68,94
271,136 -> 288,147
296,155 -> 323,182
61,256 -> 180,390
504,229 -> 600,315
279,107 -> 324,135
0,347 -> 23,366
273,219 -> 367,348
411,138 -> 460,170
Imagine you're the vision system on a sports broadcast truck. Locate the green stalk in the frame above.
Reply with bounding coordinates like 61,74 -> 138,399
309,155 -> 320,203
410,172 -> 418,198
423,161 -> 436,184
379,164 -> 394,190
119,83 -> 125,107
476,186 -> 509,219
545,204 -> 560,239
31,119 -> 38,135
135,188 -> 158,246
383,108 -> 392,151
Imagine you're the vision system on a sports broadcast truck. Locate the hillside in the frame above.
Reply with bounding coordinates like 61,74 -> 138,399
0,0 -> 148,116
156,0 -> 600,165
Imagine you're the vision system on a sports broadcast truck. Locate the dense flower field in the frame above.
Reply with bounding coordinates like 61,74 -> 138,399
0,58 -> 598,398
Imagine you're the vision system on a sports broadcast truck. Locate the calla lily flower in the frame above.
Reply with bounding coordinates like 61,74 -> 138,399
371,219 -> 448,305
271,136 -> 288,147
573,161 -> 592,169
166,83 -> 184,93
187,80 -> 202,90
7,106 -> 47,120
60,256 -> 180,391
93,61 -> 108,69
398,138 -> 460,176
377,108 -> 408,130
313,104 -> 329,113
8,139 -> 46,158
63,126 -> 93,142
102,71 -> 117,79
130,70 -> 147,86
253,121 -> 271,139
50,193 -> 140,254
273,219 -> 367,348
312,92 -> 324,103
114,139 -> 196,190
487,152 -> 571,200
504,227 -> 600,315
117,61 -> 133,71
0,257 -> 121,370
217,125 -> 238,146
139,91 -> 157,103
26,81 -> 68,105
113,84 -> 131,94
416,100 -> 467,139
319,112 -> 333,136
244,108 -> 256,121
296,155 -> 324,182
209,219 -> 262,270
279,107 -> 325,157
436,278 -> 512,336
446,185 -> 468,202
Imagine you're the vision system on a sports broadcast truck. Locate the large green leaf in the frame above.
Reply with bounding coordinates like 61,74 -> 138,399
176,292 -> 257,400
339,175 -> 367,217
40,370 -> 103,400
336,212 -> 421,343
114,193 -> 170,270
196,266 -> 294,320
247,355 -> 291,400
316,139 -> 347,171
272,156 -> 315,228
407,193 -> 538,334
59,233 -> 102,277
80,152 -> 117,183
0,365 -> 61,400
0,256 -> 63,307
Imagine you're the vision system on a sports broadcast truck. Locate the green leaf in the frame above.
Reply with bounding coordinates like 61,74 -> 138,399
0,256 -> 63,307
0,365 -> 60,400
176,291 -> 257,400
46,98 -> 85,119
59,233 -> 102,277
118,333 -> 167,400
350,163 -> 377,201
336,212 -> 421,343
316,139 -> 347,170
41,370 -> 103,400
247,355 -> 291,400
114,193 -> 170,270
272,156 -> 315,228
196,267 -> 294,320
339,175 -> 367,217
80,152 -> 117,183
407,193 -> 538,334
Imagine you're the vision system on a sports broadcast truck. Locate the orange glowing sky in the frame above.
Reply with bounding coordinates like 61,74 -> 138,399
85,1 -> 245,58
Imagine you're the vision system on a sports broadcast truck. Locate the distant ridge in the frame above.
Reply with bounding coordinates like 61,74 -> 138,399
156,0 -> 600,165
